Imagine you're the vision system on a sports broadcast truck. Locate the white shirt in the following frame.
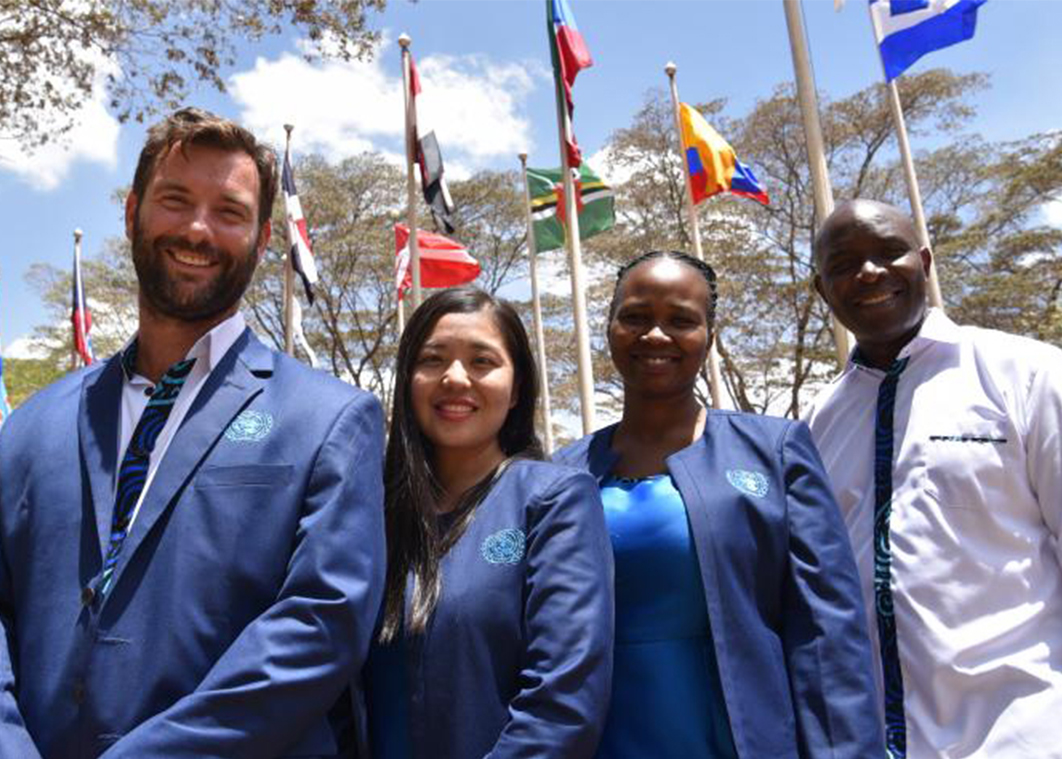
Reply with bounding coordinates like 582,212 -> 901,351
118,312 -> 246,528
805,309 -> 1062,758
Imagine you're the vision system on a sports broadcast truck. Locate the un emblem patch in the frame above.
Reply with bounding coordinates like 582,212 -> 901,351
726,469 -> 769,498
481,529 -> 526,565
225,410 -> 274,443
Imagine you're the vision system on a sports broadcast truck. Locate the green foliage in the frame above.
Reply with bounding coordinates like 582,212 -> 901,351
3,358 -> 64,408
1,0 -> 386,147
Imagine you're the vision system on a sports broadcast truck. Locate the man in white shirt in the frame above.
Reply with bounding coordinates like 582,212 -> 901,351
805,198 -> 1062,758
0,108 -> 386,758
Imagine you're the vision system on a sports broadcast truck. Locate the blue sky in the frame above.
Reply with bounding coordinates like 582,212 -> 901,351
1,0 -> 1059,353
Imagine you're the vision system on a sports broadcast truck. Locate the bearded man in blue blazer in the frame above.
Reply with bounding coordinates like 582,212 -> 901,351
0,108 -> 386,758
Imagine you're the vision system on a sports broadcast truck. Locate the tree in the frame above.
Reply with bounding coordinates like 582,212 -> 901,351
1,0 -> 385,147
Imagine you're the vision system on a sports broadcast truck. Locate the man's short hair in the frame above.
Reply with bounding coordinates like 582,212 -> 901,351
132,107 -> 278,229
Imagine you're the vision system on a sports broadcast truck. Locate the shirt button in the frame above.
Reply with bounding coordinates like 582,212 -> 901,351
80,586 -> 94,606
143,386 -> 154,397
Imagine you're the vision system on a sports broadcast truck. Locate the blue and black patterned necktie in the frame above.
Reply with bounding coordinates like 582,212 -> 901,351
856,351 -> 910,759
98,346 -> 197,596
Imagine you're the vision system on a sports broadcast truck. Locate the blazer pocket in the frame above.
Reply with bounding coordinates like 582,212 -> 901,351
195,464 -> 294,488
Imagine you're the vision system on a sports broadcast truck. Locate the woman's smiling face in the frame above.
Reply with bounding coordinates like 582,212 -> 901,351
608,257 -> 711,401
411,308 -> 517,459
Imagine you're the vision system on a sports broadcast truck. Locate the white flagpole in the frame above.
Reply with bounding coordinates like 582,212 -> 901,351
399,34 -> 422,307
397,297 -> 405,334
664,63 -> 724,410
519,154 -> 556,455
282,124 -> 296,356
71,228 -> 83,370
551,70 -> 595,435
879,91 -> 945,306
783,0 -> 853,367
545,0 -> 596,433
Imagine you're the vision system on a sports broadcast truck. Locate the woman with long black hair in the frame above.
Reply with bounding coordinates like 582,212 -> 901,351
364,286 -> 613,759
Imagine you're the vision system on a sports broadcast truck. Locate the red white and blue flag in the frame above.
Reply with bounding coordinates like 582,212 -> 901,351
282,149 -> 318,304
547,0 -> 593,168
71,247 -> 94,366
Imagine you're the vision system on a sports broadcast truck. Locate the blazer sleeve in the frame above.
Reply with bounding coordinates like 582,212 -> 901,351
101,392 -> 387,759
0,426 -> 45,759
486,470 -> 614,759
779,421 -> 885,759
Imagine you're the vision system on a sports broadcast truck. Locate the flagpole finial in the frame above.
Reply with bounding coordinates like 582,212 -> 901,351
519,152 -> 528,166
398,33 -> 411,49
664,62 -> 677,78
73,228 -> 83,242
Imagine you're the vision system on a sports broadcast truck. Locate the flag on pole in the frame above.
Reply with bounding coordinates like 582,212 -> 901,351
870,0 -> 987,82
0,350 -> 11,427
527,165 -> 615,253
547,0 -> 593,168
291,298 -> 319,368
71,249 -> 94,366
679,103 -> 769,206
394,224 -> 480,301
282,149 -> 318,304
408,53 -> 457,233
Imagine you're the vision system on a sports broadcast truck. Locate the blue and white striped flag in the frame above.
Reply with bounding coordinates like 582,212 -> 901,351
869,0 -> 987,82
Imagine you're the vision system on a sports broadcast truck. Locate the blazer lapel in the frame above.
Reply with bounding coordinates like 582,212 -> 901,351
79,356 -> 125,559
103,330 -> 274,596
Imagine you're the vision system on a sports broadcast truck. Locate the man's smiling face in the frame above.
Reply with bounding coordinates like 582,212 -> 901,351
126,141 -> 268,324
814,199 -> 932,368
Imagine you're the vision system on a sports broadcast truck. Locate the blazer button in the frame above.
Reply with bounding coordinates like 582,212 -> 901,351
72,680 -> 86,704
81,586 -> 95,606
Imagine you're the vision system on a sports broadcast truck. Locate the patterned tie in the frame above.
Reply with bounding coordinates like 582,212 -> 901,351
858,351 -> 910,759
98,346 -> 197,596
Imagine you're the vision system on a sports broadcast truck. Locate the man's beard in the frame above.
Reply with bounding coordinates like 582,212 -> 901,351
131,216 -> 261,323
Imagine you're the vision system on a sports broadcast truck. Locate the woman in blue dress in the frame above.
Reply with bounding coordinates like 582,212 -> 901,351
555,251 -> 882,759
364,286 -> 613,759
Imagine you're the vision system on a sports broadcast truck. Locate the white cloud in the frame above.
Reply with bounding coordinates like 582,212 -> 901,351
0,57 -> 121,191
1044,197 -> 1062,227
229,34 -> 546,171
586,145 -> 638,187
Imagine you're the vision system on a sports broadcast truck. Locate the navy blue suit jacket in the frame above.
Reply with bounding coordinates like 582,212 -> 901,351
364,459 -> 614,759
555,413 -> 883,759
0,329 -> 386,758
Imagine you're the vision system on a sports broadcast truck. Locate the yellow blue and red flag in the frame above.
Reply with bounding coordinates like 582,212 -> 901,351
547,0 -> 592,168
679,103 -> 769,206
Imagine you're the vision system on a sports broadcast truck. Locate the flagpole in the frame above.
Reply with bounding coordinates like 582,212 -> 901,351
71,228 -> 83,370
282,125 -> 296,356
664,63 -> 723,410
399,34 -> 422,307
883,81 -> 945,309
782,0 -> 852,367
519,153 -> 556,455
552,84 -> 596,436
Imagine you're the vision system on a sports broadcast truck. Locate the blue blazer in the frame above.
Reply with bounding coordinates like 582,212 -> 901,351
364,459 -> 614,759
555,413 -> 883,759
0,329 -> 386,759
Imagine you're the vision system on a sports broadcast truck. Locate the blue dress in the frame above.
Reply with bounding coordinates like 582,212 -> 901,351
597,474 -> 738,759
